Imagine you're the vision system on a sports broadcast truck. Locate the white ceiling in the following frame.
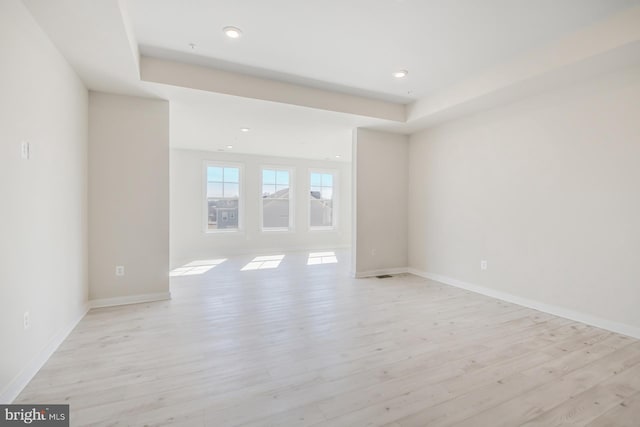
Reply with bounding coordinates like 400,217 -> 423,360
157,85 -> 371,161
22,0 -> 640,162
127,0 -> 638,101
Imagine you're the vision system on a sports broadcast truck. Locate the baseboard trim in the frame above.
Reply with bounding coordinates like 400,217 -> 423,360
355,267 -> 409,279
89,292 -> 171,309
0,302 -> 90,404
408,268 -> 640,340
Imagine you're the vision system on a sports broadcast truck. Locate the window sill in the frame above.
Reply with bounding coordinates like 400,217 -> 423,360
261,228 -> 295,234
204,229 -> 244,235
309,226 -> 337,232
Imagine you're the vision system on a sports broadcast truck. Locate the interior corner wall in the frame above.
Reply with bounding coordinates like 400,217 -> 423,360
408,63 -> 640,336
89,92 -> 170,303
170,149 -> 351,266
0,0 -> 88,402
353,128 -> 409,276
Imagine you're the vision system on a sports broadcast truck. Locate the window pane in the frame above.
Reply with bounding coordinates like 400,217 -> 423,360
208,199 -> 239,230
207,167 -> 223,182
310,200 -> 333,227
263,169 -> 276,185
206,164 -> 241,232
311,173 -> 322,186
321,173 -> 333,187
275,185 -> 289,196
217,199 -> 238,209
263,199 -> 290,228
224,167 -> 239,183
262,184 -> 276,197
223,183 -> 239,198
208,200 -> 217,229
310,186 -> 321,199
321,187 -> 333,200
207,182 -> 223,198
276,170 -> 289,186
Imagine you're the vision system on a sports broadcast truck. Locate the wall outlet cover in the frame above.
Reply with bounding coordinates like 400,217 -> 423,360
23,311 -> 30,330
21,141 -> 30,159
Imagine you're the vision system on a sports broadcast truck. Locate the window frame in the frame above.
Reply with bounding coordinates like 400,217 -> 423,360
203,161 -> 244,234
308,168 -> 338,231
260,165 -> 295,232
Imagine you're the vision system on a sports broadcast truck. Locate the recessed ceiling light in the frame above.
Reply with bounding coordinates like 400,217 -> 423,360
188,43 -> 196,50
240,127 -> 250,132
223,26 -> 243,39
335,155 -> 341,158
226,145 -> 233,149
393,69 -> 408,78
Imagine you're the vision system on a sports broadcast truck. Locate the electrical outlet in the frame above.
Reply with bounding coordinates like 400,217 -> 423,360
23,311 -> 30,330
115,265 -> 125,276
480,260 -> 488,271
21,141 -> 30,160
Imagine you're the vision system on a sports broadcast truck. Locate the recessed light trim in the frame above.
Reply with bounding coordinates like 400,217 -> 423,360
335,155 -> 341,158
223,26 -> 243,39
226,145 -> 233,149
240,127 -> 250,132
393,69 -> 408,78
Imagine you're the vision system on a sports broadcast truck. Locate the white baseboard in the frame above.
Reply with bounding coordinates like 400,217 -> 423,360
0,302 -> 90,404
355,267 -> 408,278
408,268 -> 640,340
89,292 -> 171,309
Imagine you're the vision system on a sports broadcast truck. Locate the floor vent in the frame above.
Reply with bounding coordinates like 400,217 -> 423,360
376,275 -> 393,279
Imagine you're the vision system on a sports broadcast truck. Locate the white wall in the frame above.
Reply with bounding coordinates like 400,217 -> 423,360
89,92 -> 170,304
353,128 -> 409,276
0,0 -> 88,402
170,149 -> 351,266
409,63 -> 640,336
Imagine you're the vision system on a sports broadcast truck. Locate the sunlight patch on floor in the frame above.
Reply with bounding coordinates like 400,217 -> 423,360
307,251 -> 338,265
170,259 -> 227,276
241,255 -> 285,271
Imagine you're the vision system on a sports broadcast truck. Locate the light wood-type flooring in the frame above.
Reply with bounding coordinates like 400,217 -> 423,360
16,250 -> 640,426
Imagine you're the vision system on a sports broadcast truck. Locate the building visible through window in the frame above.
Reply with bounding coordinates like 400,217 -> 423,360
206,165 -> 240,230
310,171 -> 335,229
262,168 -> 292,230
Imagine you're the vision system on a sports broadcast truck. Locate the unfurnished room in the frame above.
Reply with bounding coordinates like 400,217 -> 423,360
1,0 -> 640,426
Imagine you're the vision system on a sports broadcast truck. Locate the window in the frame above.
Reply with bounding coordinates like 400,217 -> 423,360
310,171 -> 336,229
205,164 -> 241,231
262,168 -> 293,230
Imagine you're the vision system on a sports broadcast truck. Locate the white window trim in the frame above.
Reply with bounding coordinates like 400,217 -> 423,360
308,168 -> 338,231
260,165 -> 295,233
203,160 -> 245,234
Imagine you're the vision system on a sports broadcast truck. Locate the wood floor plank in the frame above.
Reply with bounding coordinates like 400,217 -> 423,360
13,250 -> 640,427
391,335 -> 634,427
585,391 -> 640,427
439,340 -> 640,427
520,361 -> 640,426
318,331 -> 623,427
